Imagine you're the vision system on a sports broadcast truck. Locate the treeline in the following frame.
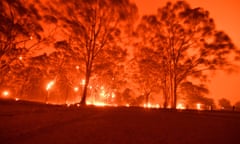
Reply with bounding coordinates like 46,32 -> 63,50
0,0 -> 239,108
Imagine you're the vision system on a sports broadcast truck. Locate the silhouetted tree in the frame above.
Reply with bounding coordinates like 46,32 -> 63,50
0,0 -> 42,86
134,1 -> 238,108
218,98 -> 232,110
180,81 -> 215,109
93,44 -> 128,100
121,88 -> 135,104
44,0 -> 138,105
48,41 -> 84,103
235,101 -> 240,111
130,47 -> 162,105
0,0 -> 57,93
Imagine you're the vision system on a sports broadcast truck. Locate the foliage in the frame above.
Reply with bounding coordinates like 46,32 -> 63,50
42,0 -> 138,105
0,0 -> 55,92
134,1 -> 238,108
180,81 -> 214,109
218,98 -> 232,110
235,101 -> 240,111
130,47 -> 162,105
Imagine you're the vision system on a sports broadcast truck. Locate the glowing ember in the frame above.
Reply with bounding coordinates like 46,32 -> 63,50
144,103 -> 152,108
46,81 -> 54,91
81,79 -> 85,85
76,65 -> 80,69
94,102 -> 106,107
177,103 -> 185,110
15,98 -> 19,101
2,91 -> 9,97
19,56 -> 23,60
112,92 -> 115,98
196,103 -> 201,110
74,87 -> 79,92
143,104 -> 147,108
100,89 -> 105,97
126,104 -> 130,107
112,104 -> 118,107
143,103 -> 160,109
30,36 -> 33,40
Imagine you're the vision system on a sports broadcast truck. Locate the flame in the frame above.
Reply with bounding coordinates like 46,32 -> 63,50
196,103 -> 201,110
143,103 -> 160,109
2,91 -> 9,97
87,101 -> 106,107
81,79 -> 85,85
74,87 -> 79,92
111,92 -> 115,98
46,81 -> 54,91
177,103 -> 185,110
100,88 -> 105,97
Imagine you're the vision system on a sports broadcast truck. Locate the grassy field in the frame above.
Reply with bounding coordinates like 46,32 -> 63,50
0,99 -> 240,144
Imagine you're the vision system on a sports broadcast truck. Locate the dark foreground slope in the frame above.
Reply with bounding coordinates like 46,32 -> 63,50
1,99 -> 240,144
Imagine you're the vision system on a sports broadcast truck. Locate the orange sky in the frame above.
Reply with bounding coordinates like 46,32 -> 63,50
133,0 -> 240,104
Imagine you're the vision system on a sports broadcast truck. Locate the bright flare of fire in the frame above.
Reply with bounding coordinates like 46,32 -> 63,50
86,101 -> 106,107
112,92 -> 115,98
74,87 -> 79,92
156,104 -> 160,108
2,91 -> 9,97
81,79 -> 85,85
100,88 -> 105,97
196,103 -> 201,110
46,81 -> 54,91
143,103 -> 160,109
177,103 -> 185,110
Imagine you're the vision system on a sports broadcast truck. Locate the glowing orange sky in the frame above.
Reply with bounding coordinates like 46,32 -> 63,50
133,0 -> 240,104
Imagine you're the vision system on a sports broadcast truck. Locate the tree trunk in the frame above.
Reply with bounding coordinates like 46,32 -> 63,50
80,85 -> 87,105
172,76 -> 177,109
64,86 -> 69,104
80,72 -> 90,105
45,91 -> 49,103
145,92 -> 150,105
163,90 -> 168,108
163,80 -> 169,108
173,83 -> 177,109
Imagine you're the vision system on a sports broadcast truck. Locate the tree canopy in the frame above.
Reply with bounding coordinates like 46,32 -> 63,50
133,1 -> 238,108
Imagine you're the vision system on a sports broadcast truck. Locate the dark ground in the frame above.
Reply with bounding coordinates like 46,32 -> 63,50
0,99 -> 240,144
